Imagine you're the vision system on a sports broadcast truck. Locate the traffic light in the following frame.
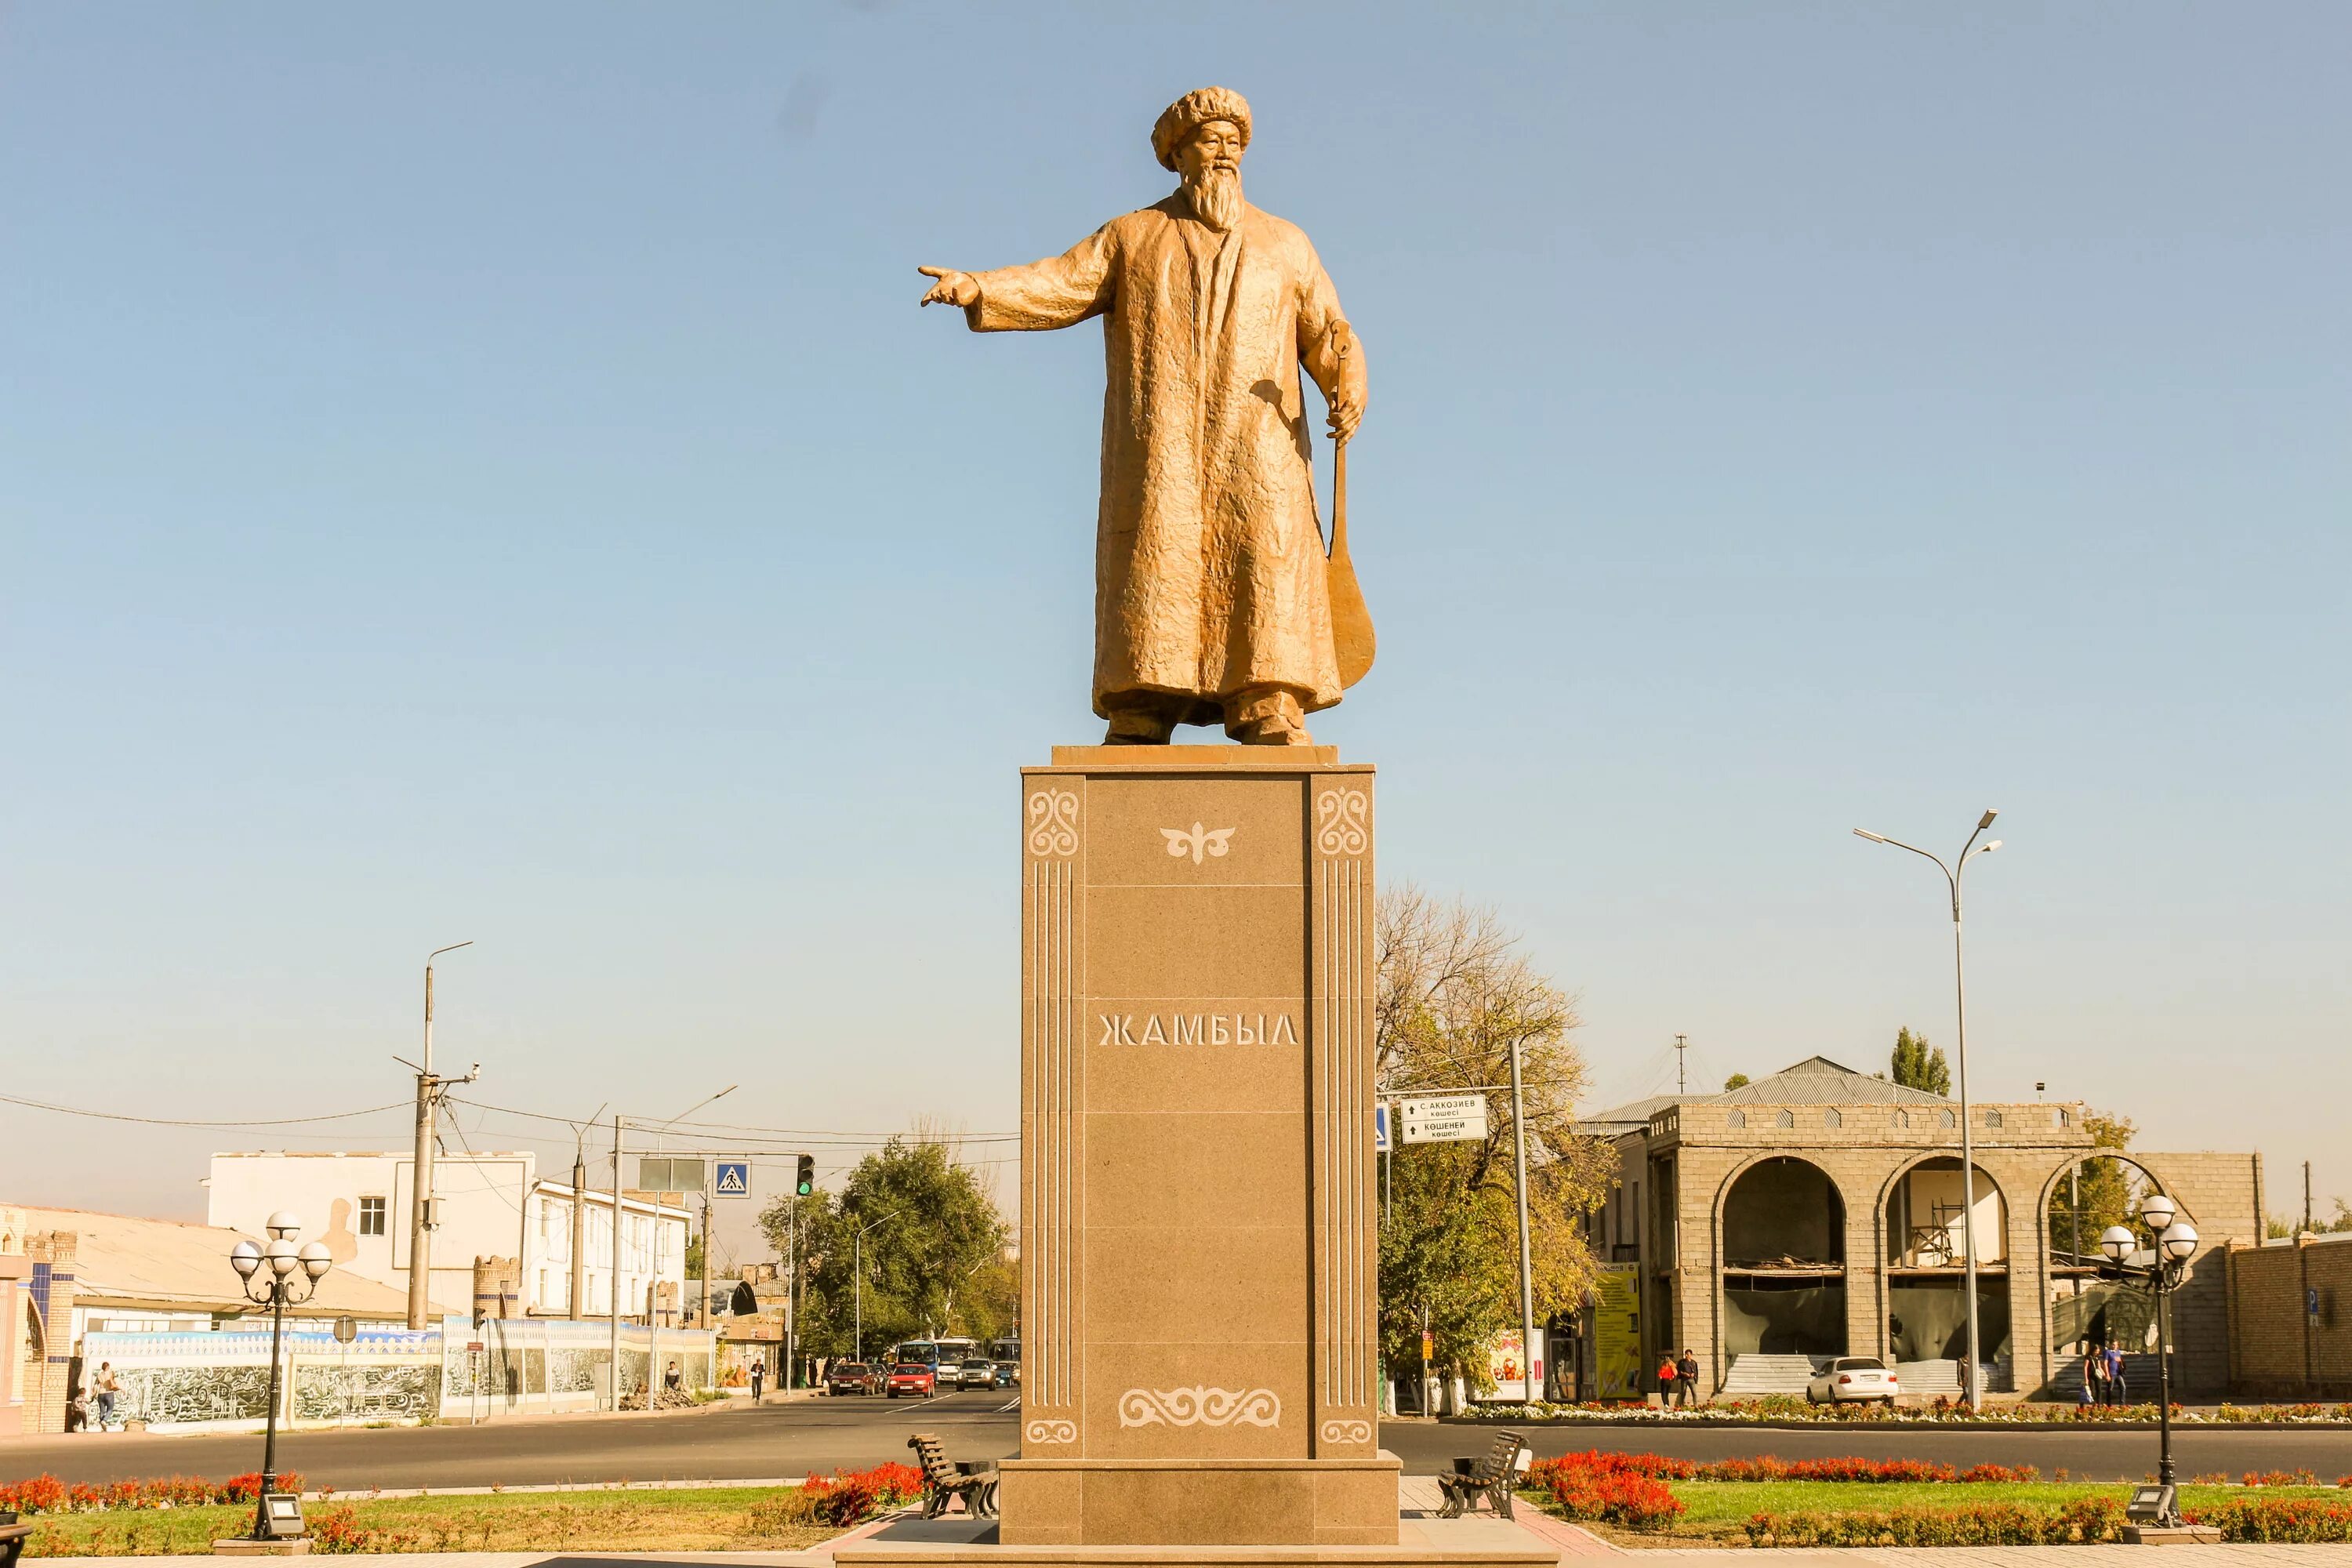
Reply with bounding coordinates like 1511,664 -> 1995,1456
796,1155 -> 815,1196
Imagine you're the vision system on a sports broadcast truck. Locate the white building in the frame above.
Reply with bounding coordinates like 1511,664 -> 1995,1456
205,1152 -> 691,1321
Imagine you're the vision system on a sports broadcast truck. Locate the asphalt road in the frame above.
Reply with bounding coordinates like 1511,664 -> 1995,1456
5,1391 -> 2350,1488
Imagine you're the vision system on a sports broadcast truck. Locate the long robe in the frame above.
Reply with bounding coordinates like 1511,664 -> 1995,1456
967,194 -> 1364,721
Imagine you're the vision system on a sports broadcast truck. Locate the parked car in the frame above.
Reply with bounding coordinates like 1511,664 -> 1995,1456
826,1361 -> 879,1396
991,1359 -> 1020,1388
1805,1356 -> 1900,1405
957,1357 -> 999,1389
885,1362 -> 937,1399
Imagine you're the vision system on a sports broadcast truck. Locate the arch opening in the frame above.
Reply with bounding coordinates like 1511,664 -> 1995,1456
1721,1157 -> 1846,1359
2045,1152 -> 2174,1362
1884,1158 -> 2011,1368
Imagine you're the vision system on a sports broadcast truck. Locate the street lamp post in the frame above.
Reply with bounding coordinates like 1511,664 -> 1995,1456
1853,810 -> 2002,1406
228,1212 -> 332,1543
2100,1192 -> 2200,1524
608,1086 -> 735,1410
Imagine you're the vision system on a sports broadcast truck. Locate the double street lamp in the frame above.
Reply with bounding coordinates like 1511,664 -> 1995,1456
1854,809 -> 2002,1406
228,1212 -> 333,1543
2099,1190 -> 2200,1526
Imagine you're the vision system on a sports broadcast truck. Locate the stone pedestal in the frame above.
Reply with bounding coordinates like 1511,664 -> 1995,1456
1004,746 -> 1388,1548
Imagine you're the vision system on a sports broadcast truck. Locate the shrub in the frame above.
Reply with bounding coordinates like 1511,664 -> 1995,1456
2188,1497 -> 2352,1543
1744,1497 -> 2125,1547
308,1504 -> 379,1554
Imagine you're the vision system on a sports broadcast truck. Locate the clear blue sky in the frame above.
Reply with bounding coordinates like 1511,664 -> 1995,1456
5,4 -> 2347,1250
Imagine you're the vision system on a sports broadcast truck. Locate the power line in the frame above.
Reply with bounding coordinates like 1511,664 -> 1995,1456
0,1091 -> 412,1130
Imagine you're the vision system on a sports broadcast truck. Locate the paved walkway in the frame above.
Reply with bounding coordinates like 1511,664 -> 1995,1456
34,1486 -> 2347,1566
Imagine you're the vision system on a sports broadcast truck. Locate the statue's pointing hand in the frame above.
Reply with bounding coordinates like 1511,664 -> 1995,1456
918,267 -> 979,309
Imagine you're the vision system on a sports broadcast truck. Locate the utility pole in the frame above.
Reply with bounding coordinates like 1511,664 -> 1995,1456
407,942 -> 474,1330
2306,1160 -> 2314,1236
567,1105 -> 604,1323
610,1111 -> 624,1408
1674,1034 -> 1688,1095
1508,1035 -> 1537,1404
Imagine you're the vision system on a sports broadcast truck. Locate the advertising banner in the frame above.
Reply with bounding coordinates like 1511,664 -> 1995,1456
1594,1263 -> 1643,1401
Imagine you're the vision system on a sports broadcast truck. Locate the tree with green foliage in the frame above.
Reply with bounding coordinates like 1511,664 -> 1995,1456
756,1135 -> 1009,1362
1722,1073 -> 1750,1091
1374,887 -> 1612,1393
1889,1026 -> 1951,1095
2045,1109 -> 2139,1259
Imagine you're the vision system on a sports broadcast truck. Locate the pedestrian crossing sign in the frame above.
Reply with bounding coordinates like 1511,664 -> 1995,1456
715,1160 -> 750,1197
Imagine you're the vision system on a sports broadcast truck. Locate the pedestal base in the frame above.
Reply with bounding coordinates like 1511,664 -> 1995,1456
998,1458 -> 1400,1548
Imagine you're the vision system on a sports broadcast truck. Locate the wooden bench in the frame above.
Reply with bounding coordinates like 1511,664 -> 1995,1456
2,1515 -> 38,1568
1436,1430 -> 1532,1519
907,1432 -> 998,1519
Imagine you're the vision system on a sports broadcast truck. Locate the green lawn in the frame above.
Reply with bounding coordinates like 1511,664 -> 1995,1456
1537,1479 -> 2349,1544
20,1486 -> 840,1556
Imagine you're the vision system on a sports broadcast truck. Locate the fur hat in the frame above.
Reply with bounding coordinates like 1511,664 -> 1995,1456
1151,86 -> 1252,172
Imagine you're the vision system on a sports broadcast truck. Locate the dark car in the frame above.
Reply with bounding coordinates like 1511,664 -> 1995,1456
991,1359 -> 1019,1388
826,1361 -> 878,1396
884,1362 -> 937,1399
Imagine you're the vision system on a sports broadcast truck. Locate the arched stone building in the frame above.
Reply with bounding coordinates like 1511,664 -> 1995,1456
1576,1057 -> 2261,1399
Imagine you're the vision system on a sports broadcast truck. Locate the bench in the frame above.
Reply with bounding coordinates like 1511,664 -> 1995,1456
907,1432 -> 999,1519
1436,1430 -> 1532,1519
2,1515 -> 37,1568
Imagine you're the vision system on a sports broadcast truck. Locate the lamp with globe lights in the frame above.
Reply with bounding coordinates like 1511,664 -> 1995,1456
2097,1190 -> 2200,1530
227,1210 -> 333,1544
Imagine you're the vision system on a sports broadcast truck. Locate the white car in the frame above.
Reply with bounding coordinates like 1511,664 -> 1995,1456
1805,1356 -> 1900,1405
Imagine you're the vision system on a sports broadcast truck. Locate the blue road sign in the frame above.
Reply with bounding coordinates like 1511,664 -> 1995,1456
1374,1103 -> 1390,1154
715,1160 -> 751,1198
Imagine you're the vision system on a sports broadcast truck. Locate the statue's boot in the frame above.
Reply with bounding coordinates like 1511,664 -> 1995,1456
1102,699 -> 1178,746
1225,687 -> 1312,746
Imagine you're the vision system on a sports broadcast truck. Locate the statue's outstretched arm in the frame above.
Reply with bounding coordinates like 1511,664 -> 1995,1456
918,225 -> 1117,334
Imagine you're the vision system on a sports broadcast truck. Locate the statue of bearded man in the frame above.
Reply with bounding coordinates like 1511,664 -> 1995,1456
920,86 -> 1367,746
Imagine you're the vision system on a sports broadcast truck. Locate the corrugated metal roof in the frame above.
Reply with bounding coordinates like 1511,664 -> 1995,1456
13,1205 -> 442,1319
1584,1054 -> 1950,1124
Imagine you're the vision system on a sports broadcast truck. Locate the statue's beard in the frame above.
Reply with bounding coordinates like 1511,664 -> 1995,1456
1183,166 -> 1244,232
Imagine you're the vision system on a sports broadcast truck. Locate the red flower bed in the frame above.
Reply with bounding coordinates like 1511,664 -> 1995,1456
0,1472 -> 304,1515
1527,1450 -> 1987,1487
801,1461 -> 926,1526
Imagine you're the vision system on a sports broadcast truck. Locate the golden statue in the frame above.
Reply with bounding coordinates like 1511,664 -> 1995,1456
920,87 -> 1370,746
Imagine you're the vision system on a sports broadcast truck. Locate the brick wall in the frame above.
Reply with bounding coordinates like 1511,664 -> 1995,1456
2229,1232 -> 2352,1397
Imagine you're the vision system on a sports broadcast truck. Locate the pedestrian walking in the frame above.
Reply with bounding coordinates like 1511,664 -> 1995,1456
750,1359 -> 764,1402
1676,1348 -> 1700,1409
93,1363 -> 120,1431
2103,1343 -> 2128,1406
2078,1347 -> 2099,1407
1654,1354 -> 1678,1408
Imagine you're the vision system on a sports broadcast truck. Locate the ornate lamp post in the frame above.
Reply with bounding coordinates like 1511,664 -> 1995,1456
2098,1191 -> 2199,1527
229,1211 -> 332,1543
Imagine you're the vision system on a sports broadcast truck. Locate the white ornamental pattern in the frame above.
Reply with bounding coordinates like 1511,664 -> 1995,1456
1315,789 -> 1370,856
1160,822 -> 1236,866
1116,1385 -> 1281,1429
1025,1417 -> 1077,1444
1027,789 -> 1079,858
1320,1417 -> 1373,1444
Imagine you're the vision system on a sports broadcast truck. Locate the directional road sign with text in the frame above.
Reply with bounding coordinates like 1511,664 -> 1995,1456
1399,1092 -> 1488,1144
